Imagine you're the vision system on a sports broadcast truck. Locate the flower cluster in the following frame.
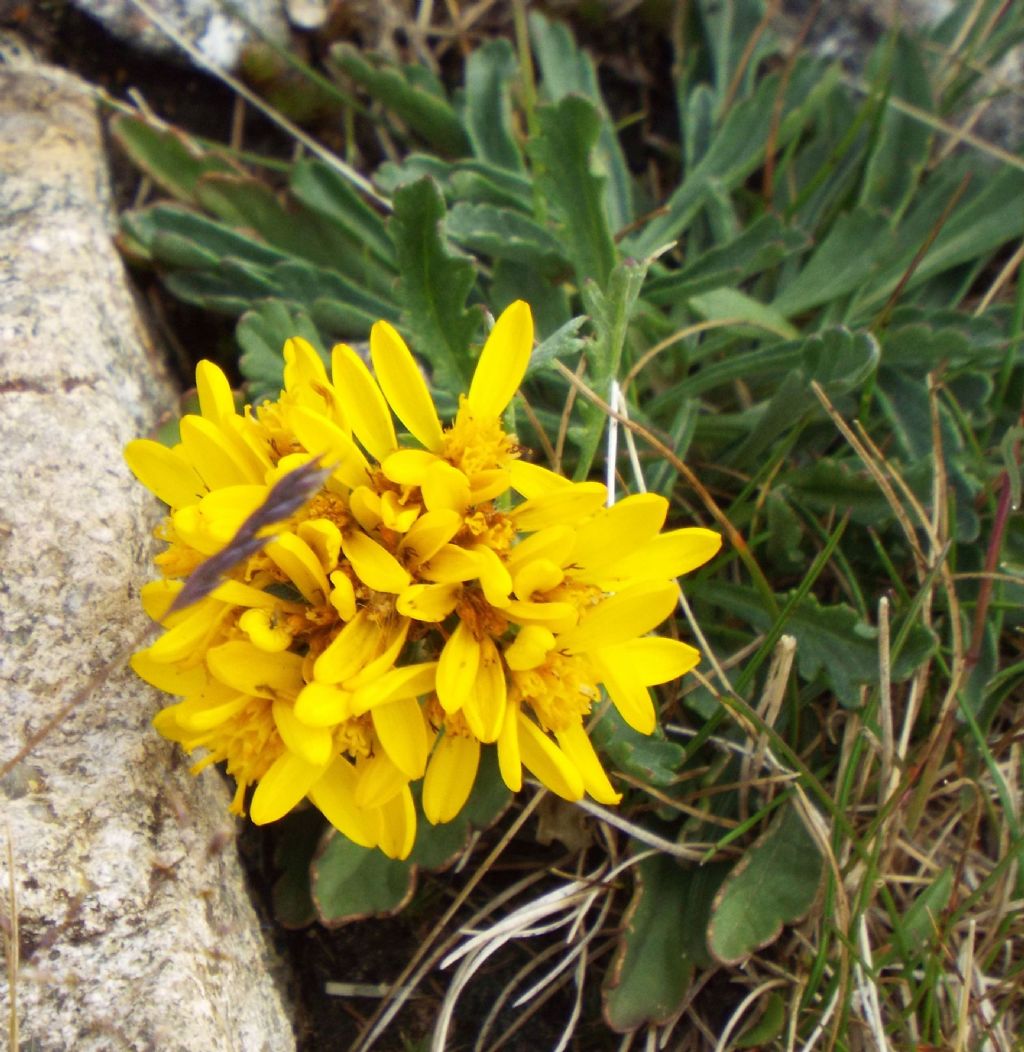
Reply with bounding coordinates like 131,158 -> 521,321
126,301 -> 721,858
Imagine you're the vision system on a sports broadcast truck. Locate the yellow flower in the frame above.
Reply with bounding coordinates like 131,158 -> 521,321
126,301 -> 720,859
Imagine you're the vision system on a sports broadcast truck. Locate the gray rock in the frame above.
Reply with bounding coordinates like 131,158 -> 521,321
0,59 -> 295,1052
71,0 -> 288,70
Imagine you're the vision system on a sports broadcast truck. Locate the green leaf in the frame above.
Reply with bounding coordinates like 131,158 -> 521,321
856,162 -> 1024,313
694,580 -> 936,705
689,288 -> 799,340
737,992 -> 787,1048
311,833 -> 415,925
389,177 -> 481,389
892,865 -> 954,956
464,38 -> 524,172
194,173 -> 359,271
697,0 -> 780,105
164,260 -> 278,314
591,706 -> 685,788
289,159 -> 396,268
526,316 -> 588,375
271,808 -> 326,929
490,259 -> 571,340
627,59 -> 836,257
446,201 -> 569,270
110,115 -> 238,204
529,10 -> 634,231
859,32 -> 934,216
770,207 -> 893,317
329,43 -> 471,156
530,95 -> 618,287
122,204 -> 291,269
707,802 -> 823,964
575,257 -> 650,477
644,214 -> 808,304
603,853 -> 730,1031
237,299 -> 327,400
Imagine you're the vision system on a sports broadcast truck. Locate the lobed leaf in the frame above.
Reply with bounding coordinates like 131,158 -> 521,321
389,176 -> 481,389
707,802 -> 823,964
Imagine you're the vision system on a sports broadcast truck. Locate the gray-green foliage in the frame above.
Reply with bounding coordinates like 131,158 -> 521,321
115,0 -> 1024,1037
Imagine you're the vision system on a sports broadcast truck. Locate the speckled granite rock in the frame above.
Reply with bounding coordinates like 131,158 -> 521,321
71,0 -> 287,70
0,59 -> 295,1052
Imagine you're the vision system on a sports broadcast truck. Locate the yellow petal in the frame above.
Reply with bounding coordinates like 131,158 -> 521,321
250,751 -> 325,824
294,681 -> 352,726
350,661 -> 438,715
313,611 -> 378,684
604,527 -> 723,580
147,601 -> 225,663
511,482 -> 608,532
273,700 -> 335,766
506,525 -> 575,576
283,336 -> 330,391
512,558 -> 564,601
307,756 -> 378,848
503,600 -> 578,633
468,300 -> 533,418
603,637 -> 701,685
570,493 -> 668,569
517,714 -> 584,801
210,579 -> 289,610
497,702 -> 522,791
239,608 -> 292,652
195,359 -> 236,422
398,509 -> 462,568
349,485 -> 383,533
207,641 -> 305,699
558,580 -> 679,653
342,530 -> 412,593
461,636 -> 506,743
470,468 -> 511,504
176,690 -> 251,733
370,320 -> 444,451
471,544 -> 512,608
130,649 -> 207,694
423,734 -> 479,824
124,439 -> 205,508
372,696 -> 430,778
381,448 -> 436,487
555,723 -> 621,804
509,458 -> 573,498
285,404 -> 371,490
436,621 -> 480,713
298,518 -> 342,573
419,544 -> 481,583
376,784 -> 416,860
180,414 -> 259,488
504,625 -> 555,671
380,491 -> 420,532
140,578 -> 186,623
355,752 -> 407,809
331,341 -> 397,462
396,581 -> 461,622
328,571 -> 356,621
343,618 -> 411,690
422,460 -> 471,514
589,653 -> 656,734
265,532 -> 331,605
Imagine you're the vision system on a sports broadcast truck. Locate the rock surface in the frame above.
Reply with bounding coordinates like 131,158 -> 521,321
0,58 -> 295,1051
71,0 -> 287,70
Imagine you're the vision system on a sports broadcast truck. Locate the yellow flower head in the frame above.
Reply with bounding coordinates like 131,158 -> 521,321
126,301 -> 721,859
